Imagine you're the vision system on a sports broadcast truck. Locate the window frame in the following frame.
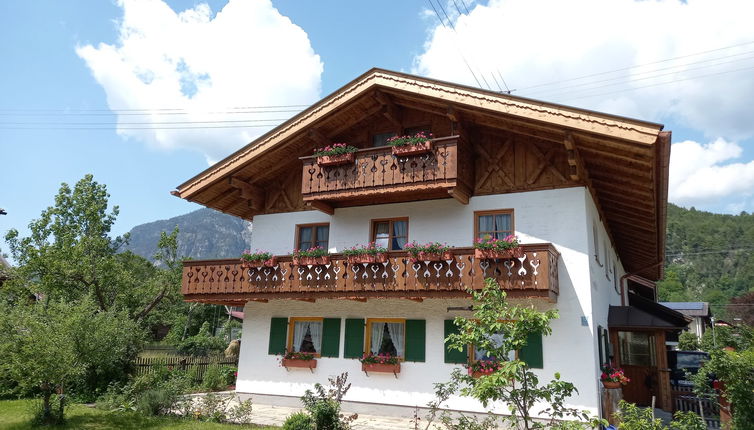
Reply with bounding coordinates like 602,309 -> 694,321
364,318 -> 407,361
371,130 -> 399,148
370,217 -> 409,251
467,319 -> 518,364
287,316 -> 324,357
473,209 -> 515,241
295,223 -> 330,251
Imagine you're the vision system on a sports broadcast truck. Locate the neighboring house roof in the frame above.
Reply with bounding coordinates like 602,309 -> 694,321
172,68 -> 670,280
659,301 -> 711,318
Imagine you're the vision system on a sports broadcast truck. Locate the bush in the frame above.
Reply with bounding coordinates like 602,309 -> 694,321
136,388 -> 176,416
668,411 -> 706,430
175,322 -> 226,356
300,373 -> 356,430
202,365 -> 228,391
283,411 -> 315,430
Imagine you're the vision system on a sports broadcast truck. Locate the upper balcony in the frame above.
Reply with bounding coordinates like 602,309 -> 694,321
181,244 -> 560,305
300,136 -> 473,212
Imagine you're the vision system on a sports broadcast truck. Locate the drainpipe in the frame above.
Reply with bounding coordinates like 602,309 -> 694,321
619,261 -> 664,306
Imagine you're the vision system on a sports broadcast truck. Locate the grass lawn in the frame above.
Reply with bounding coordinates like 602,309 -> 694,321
0,399 -> 281,430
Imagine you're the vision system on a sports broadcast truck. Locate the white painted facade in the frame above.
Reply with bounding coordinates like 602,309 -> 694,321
236,186 -> 625,416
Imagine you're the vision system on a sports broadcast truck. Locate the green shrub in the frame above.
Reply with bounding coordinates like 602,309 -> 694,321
668,411 -> 706,430
175,322 -> 226,356
202,365 -> 227,391
136,388 -> 176,416
283,411 -> 315,430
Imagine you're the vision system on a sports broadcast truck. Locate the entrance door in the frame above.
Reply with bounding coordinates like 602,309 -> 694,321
617,331 -> 658,406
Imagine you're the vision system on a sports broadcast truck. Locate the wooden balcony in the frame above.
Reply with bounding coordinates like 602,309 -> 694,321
181,244 -> 560,305
300,136 -> 473,211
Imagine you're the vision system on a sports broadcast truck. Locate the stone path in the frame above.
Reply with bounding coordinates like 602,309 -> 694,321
250,402 -> 417,429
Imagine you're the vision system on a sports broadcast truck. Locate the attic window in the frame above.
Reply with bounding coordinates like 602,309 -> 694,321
372,131 -> 397,147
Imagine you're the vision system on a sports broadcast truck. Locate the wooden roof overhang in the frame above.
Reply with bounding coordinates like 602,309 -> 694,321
173,68 -> 670,280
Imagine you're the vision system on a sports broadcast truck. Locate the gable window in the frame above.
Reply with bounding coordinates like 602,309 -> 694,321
371,218 -> 408,250
372,131 -> 398,147
475,210 -> 514,240
296,223 -> 329,250
365,318 -> 405,359
288,317 -> 323,356
404,125 -> 431,136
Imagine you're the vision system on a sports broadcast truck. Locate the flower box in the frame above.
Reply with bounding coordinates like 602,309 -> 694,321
410,250 -> 454,262
282,358 -> 317,370
240,257 -> 277,268
317,152 -> 355,167
346,253 -> 388,264
391,140 -> 432,156
293,256 -> 331,266
362,362 -> 400,376
601,380 -> 622,389
474,247 -> 523,260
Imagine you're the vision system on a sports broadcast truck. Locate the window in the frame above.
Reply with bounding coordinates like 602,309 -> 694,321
288,317 -> 323,356
472,331 -> 516,362
404,125 -> 430,136
372,131 -> 398,147
296,223 -> 329,250
365,319 -> 405,359
618,331 -> 656,367
371,218 -> 408,250
475,210 -> 514,240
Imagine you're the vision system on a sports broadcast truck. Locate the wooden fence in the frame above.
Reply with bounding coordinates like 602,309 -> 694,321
133,355 -> 238,383
671,384 -> 721,429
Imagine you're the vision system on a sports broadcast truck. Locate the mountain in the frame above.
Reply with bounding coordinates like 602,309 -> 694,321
659,203 -> 754,309
123,208 -> 251,261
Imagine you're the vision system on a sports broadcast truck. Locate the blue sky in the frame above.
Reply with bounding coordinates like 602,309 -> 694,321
2,0 -> 754,249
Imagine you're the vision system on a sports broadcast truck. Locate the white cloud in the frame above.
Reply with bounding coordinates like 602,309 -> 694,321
414,0 -> 754,140
77,0 -> 323,164
670,138 -> 754,205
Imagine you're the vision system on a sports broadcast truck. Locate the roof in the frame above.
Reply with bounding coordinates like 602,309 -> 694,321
173,68 -> 670,280
610,294 -> 691,329
659,302 -> 711,317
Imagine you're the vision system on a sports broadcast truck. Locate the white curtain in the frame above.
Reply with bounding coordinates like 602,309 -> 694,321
494,215 -> 511,238
478,215 -> 493,238
393,221 -> 408,249
309,322 -> 322,354
293,321 -> 308,352
386,322 -> 405,358
370,322 -> 385,355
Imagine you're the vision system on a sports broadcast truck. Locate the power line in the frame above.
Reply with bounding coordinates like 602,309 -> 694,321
0,104 -> 310,113
426,0 -> 484,89
666,247 -> 754,257
513,40 -> 754,93
0,123 -> 283,131
0,118 -> 290,126
0,109 -> 303,117
529,51 -> 754,100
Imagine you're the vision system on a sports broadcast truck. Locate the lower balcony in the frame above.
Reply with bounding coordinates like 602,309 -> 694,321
182,244 -> 559,305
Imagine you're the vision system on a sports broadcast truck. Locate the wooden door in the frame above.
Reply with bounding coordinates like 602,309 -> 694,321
616,331 -> 658,407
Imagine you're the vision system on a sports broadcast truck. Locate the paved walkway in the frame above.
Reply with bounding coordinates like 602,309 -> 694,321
250,402 -> 417,429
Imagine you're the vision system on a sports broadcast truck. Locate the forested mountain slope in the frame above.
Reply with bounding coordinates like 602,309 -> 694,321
658,203 -> 754,309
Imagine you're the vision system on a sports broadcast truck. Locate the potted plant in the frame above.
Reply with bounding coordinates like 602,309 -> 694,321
292,247 -> 331,266
313,143 -> 358,166
600,363 -> 630,389
240,250 -> 277,268
388,132 -> 434,156
404,242 -> 453,262
360,353 -> 400,376
342,242 -> 388,264
466,360 -> 502,378
280,351 -> 317,370
473,235 -> 523,260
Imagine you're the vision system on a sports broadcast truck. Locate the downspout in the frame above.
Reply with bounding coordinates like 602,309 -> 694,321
619,261 -> 664,306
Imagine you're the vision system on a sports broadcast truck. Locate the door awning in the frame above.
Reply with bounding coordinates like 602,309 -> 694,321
609,294 -> 690,330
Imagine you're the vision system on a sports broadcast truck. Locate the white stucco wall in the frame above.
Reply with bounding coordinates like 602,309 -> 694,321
239,187 -> 605,414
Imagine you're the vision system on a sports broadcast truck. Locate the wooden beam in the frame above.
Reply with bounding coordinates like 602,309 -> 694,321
306,200 -> 334,215
292,298 -> 316,303
374,90 -> 402,128
448,183 -> 471,205
563,133 -> 582,181
229,177 -> 265,209
249,299 -> 269,303
344,297 -> 367,302
308,128 -> 330,147
406,297 -> 424,303
446,106 -> 461,123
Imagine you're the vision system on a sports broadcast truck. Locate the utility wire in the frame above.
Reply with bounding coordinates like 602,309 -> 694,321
666,247 -> 754,258
513,40 -> 754,93
426,0 -> 484,89
0,109 -> 303,117
0,124 -> 282,131
0,104 -> 310,113
0,118 -> 290,126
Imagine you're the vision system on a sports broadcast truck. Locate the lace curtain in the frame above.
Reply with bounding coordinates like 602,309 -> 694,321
386,322 -> 405,358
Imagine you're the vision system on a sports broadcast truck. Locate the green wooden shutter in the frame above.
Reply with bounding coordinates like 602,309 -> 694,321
268,317 -> 288,355
519,332 -> 544,368
320,318 -> 341,358
343,318 -> 365,359
404,319 -> 426,362
444,319 -> 468,364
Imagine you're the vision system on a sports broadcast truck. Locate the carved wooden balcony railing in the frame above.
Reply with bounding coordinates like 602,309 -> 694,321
181,244 -> 559,305
300,136 -> 473,209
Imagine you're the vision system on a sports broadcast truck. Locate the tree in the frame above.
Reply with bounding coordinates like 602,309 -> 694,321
4,175 -> 179,323
677,331 -> 700,351
0,297 -> 143,424
692,347 -> 754,429
435,279 -> 604,430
